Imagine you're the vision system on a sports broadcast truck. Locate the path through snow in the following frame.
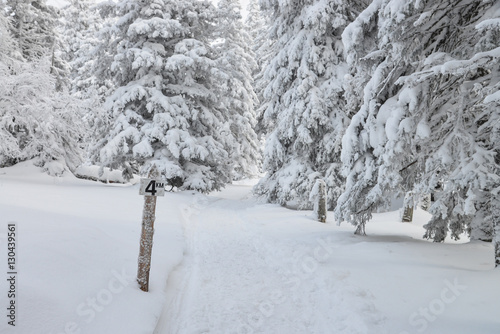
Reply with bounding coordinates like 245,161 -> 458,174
153,186 -> 385,334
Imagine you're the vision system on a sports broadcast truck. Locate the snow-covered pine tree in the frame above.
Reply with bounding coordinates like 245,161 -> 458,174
464,10 -> 500,263
244,0 -> 268,73
0,57 -> 85,174
92,0 -> 239,192
0,1 -> 85,173
57,0 -> 110,157
336,0 -> 421,235
336,0 -> 500,241
5,0 -> 54,59
254,0 -> 368,209
59,0 -> 104,97
406,1 -> 500,244
244,0 -> 274,137
0,4 -> 20,65
213,0 -> 261,180
479,77 -> 500,265
5,0 -> 68,89
0,5 -> 19,163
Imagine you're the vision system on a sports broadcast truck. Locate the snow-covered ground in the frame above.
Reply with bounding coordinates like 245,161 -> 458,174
0,162 -> 499,334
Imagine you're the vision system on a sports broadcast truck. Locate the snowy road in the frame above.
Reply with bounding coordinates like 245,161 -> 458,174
153,186 -> 386,334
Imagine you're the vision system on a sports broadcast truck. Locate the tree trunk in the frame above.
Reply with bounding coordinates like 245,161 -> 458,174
402,206 -> 414,222
494,216 -> 500,267
355,222 -> 366,235
403,191 -> 414,222
314,179 -> 327,223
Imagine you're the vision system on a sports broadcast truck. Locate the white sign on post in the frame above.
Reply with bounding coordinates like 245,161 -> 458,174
139,178 -> 166,197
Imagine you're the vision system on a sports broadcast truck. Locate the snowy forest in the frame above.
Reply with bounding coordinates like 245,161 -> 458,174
0,0 -> 499,264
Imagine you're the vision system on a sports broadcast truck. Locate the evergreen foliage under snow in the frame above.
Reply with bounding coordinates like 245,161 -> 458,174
254,0 -> 368,209
335,0 -> 500,240
91,0 -> 260,192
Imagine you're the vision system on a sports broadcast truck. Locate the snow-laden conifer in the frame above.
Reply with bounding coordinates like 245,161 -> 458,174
336,0 -> 500,241
92,0 -> 238,192
0,57 -> 85,174
0,4 -> 84,174
0,4 -> 19,62
5,0 -> 68,89
213,0 -> 261,180
245,0 -> 274,137
59,0 -> 105,97
255,0 -> 367,209
5,0 -> 56,59
57,0 -> 110,157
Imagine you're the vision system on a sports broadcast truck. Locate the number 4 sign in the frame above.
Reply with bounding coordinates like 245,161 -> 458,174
139,178 -> 166,197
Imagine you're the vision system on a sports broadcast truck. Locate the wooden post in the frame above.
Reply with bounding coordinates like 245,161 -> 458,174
137,166 -> 160,292
315,179 -> 327,223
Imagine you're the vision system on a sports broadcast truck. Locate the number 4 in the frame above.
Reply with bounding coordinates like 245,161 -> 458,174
145,180 -> 157,196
